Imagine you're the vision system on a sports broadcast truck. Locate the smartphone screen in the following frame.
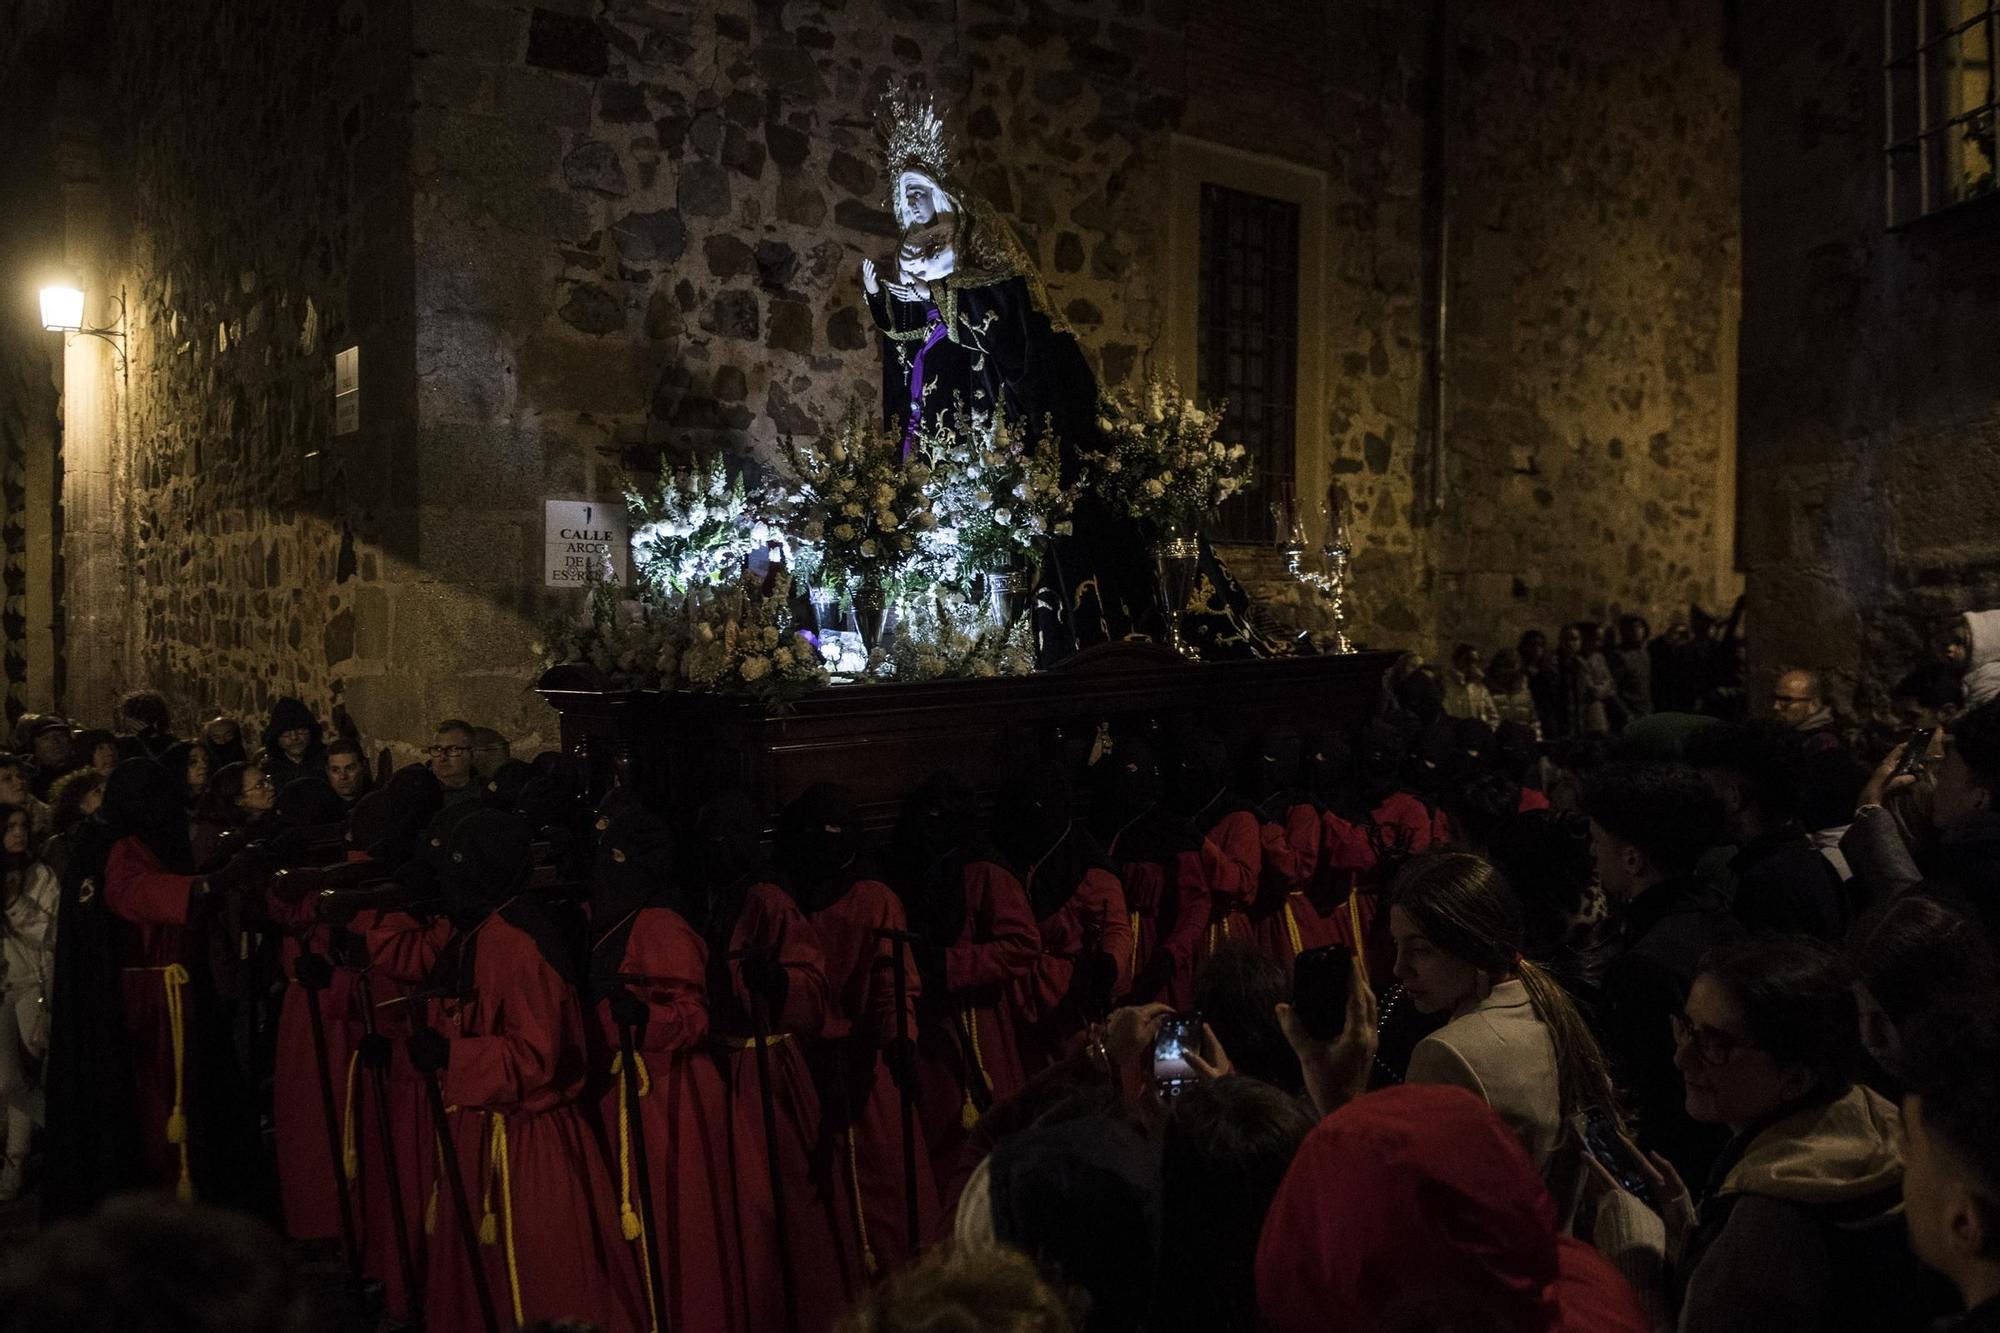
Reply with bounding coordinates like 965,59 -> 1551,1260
1153,1015 -> 1200,1093
1580,1109 -> 1654,1210
1892,728 -> 1935,781
1292,944 -> 1353,1042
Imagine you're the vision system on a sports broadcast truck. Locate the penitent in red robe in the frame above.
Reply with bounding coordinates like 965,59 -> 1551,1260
102,836 -> 202,1200
719,882 -> 863,1333
1108,827 -> 1211,1010
1195,808 -> 1263,968
914,858 -> 1040,1204
810,876 -> 936,1275
357,907 -> 452,1323
590,904 -> 742,1333
424,912 -> 646,1333
1015,865 -> 1133,1071
264,888 -> 364,1243
1251,802 -> 1348,973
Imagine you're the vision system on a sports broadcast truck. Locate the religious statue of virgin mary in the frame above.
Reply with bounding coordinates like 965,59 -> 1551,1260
861,84 -> 1161,659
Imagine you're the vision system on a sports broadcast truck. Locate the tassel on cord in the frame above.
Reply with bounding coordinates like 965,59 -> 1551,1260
341,1049 -> 361,1181
1347,892 -> 1369,984
960,1006 -> 991,1131
847,1127 -> 878,1278
490,1112 -> 525,1327
1128,910 -> 1140,978
478,1111 -> 500,1247
1284,899 -> 1304,961
161,965 -> 193,1202
612,1052 -> 662,1333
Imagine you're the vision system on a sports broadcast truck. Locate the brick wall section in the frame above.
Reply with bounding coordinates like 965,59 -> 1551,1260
1739,0 -> 2000,693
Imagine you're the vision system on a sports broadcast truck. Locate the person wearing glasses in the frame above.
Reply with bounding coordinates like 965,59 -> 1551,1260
1635,937 -> 1935,1333
428,719 -> 481,806
191,763 -> 277,872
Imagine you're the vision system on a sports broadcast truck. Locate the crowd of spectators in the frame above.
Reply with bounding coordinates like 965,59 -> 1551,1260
2,601 -> 2000,1333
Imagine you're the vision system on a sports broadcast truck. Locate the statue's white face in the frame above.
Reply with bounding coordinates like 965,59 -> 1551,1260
899,171 -> 941,224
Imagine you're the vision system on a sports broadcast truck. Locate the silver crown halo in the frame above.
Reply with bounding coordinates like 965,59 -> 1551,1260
878,80 -> 957,194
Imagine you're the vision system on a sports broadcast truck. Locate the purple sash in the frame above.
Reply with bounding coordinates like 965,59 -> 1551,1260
901,305 -> 948,460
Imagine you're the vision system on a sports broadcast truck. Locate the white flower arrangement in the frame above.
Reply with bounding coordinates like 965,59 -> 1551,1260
1095,374 -> 1252,535
883,586 -> 1038,682
771,403 -> 939,600
542,571 -> 830,705
625,452 -> 766,596
921,406 -> 1078,584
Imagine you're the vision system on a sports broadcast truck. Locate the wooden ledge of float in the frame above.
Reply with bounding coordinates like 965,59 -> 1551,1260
537,641 -> 1400,830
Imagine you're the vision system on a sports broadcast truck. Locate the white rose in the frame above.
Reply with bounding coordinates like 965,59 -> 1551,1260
697,623 -> 716,643
873,483 -> 895,505
1144,479 -> 1165,498
1106,457 -> 1122,474
833,522 -> 856,540
919,511 -> 938,530
830,441 -> 847,462
774,647 -> 794,667
838,477 -> 855,492
860,539 -> 878,557
993,509 -> 1013,525
879,511 -> 899,531
1160,471 -> 1175,485
740,655 -> 772,682
842,502 -> 863,517
801,520 -> 825,540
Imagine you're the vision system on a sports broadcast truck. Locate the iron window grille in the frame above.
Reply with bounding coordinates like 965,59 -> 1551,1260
1197,183 -> 1301,544
1886,0 -> 1999,224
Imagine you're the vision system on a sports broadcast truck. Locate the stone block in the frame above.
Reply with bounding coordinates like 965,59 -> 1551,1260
491,68 -> 595,128
414,2 -> 525,63
611,209 -> 685,264
559,284 -> 626,335
416,316 -> 518,423
700,290 -> 760,341
678,160 -> 732,217
563,140 -> 629,196
517,333 -> 646,413
767,299 -> 812,354
526,8 -> 609,76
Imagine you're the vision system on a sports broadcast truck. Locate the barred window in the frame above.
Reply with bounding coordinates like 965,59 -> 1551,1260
1197,184 -> 1300,544
1886,0 -> 1999,224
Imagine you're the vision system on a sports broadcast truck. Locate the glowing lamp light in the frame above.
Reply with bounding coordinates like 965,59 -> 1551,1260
39,285 -> 85,332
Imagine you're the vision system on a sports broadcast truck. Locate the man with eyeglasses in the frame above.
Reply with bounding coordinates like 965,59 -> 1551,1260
429,719 -> 481,806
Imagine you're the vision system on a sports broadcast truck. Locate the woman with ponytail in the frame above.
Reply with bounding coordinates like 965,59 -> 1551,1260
1389,851 -> 1619,1166
1389,852 -> 1667,1316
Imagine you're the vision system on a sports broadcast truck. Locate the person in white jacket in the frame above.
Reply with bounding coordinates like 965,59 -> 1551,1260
0,803 -> 58,1201
1957,610 -> 2000,710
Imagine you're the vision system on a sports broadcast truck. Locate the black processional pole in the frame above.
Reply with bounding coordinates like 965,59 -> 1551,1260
356,972 -> 422,1326
875,927 -> 924,1253
418,1055 -> 501,1333
730,944 -> 801,1333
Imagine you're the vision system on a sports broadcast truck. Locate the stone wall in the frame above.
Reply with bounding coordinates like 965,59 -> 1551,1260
410,0 -> 1741,680
1739,0 -> 2000,695
10,0 -> 1751,745
1432,0 -> 1743,657
59,0 -> 418,743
